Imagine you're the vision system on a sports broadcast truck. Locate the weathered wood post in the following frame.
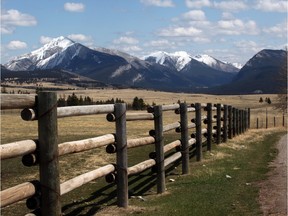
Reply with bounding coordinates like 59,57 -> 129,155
274,116 -> 276,127
257,118 -> 259,129
153,105 -> 165,194
233,108 -> 236,136
180,103 -> 189,174
115,103 -> 128,208
283,114 -> 285,127
206,103 -> 213,151
223,105 -> 228,142
266,108 -> 268,129
37,92 -> 61,215
195,103 -> 202,161
239,110 -> 243,134
228,106 -> 232,139
236,109 -> 239,135
248,108 -> 251,129
216,104 -> 222,144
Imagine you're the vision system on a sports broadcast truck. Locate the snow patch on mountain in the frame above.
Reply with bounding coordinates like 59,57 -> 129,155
132,73 -> 143,83
111,64 -> 132,78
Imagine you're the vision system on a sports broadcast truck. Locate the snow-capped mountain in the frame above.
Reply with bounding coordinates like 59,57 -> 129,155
144,51 -> 240,73
193,54 -> 240,73
143,51 -> 192,71
4,36 -> 193,91
5,36 -> 76,70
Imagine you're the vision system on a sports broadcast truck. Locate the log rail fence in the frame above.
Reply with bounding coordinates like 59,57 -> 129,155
1,93 -> 250,215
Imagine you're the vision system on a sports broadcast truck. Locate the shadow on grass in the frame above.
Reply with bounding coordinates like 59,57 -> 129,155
60,156 -> 188,215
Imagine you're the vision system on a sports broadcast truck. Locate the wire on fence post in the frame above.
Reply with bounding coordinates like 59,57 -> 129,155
37,92 -> 61,216
115,103 -> 128,208
195,103 -> 202,161
206,103 -> 213,151
153,105 -> 165,194
180,103 -> 189,174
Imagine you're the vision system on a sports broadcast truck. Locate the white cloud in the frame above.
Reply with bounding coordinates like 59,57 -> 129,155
40,36 -> 53,44
234,40 -> 262,53
64,3 -> 85,12
7,40 -> 27,50
1,9 -> 37,34
255,0 -> 287,12
121,46 -> 142,52
140,0 -> 175,7
113,36 -> 139,44
185,0 -> 212,8
217,19 -> 259,35
263,22 -> 288,37
214,1 -> 248,11
145,39 -> 174,47
221,12 -> 234,20
158,26 -> 202,37
181,10 -> 206,21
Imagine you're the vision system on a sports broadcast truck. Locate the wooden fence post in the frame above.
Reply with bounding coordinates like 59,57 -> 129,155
248,108 -> 250,129
236,109 -> 239,135
154,105 -> 165,194
216,104 -> 222,144
223,105 -> 228,142
37,92 -> 61,216
195,103 -> 202,161
115,103 -> 128,208
283,114 -> 285,127
206,103 -> 213,151
180,103 -> 189,174
257,118 -> 259,129
233,108 -> 236,136
274,116 -> 276,127
228,106 -> 232,139
266,108 -> 268,129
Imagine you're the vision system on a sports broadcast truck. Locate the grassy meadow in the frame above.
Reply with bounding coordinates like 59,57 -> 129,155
1,88 -> 287,215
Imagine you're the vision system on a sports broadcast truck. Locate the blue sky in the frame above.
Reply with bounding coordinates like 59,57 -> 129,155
1,0 -> 287,65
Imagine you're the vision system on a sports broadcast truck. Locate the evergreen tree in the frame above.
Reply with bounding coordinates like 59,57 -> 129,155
66,93 -> 79,106
259,97 -> 263,103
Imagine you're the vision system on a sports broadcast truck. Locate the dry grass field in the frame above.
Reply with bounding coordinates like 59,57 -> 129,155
1,88 -> 286,215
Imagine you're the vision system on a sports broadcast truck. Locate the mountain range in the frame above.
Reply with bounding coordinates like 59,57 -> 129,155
2,36 -> 287,94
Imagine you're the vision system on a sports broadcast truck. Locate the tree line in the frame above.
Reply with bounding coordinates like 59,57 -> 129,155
57,93 -> 150,110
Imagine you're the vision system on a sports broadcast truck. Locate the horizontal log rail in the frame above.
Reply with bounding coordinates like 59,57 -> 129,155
106,112 -> 154,122
128,159 -> 156,176
149,122 -> 180,136
1,140 -> 37,160
191,115 -> 207,123
164,152 -> 181,167
175,107 -> 195,114
60,164 -> 115,195
0,181 -> 37,208
106,136 -> 155,153
1,94 -> 36,110
191,129 -> 208,138
175,123 -> 196,133
58,134 -> 115,156
147,104 -> 180,113
21,104 -> 116,121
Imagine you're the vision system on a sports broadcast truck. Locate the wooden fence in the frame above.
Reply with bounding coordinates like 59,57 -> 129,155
0,92 -> 250,215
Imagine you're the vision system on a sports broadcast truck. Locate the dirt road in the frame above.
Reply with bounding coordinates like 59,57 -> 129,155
259,134 -> 287,216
